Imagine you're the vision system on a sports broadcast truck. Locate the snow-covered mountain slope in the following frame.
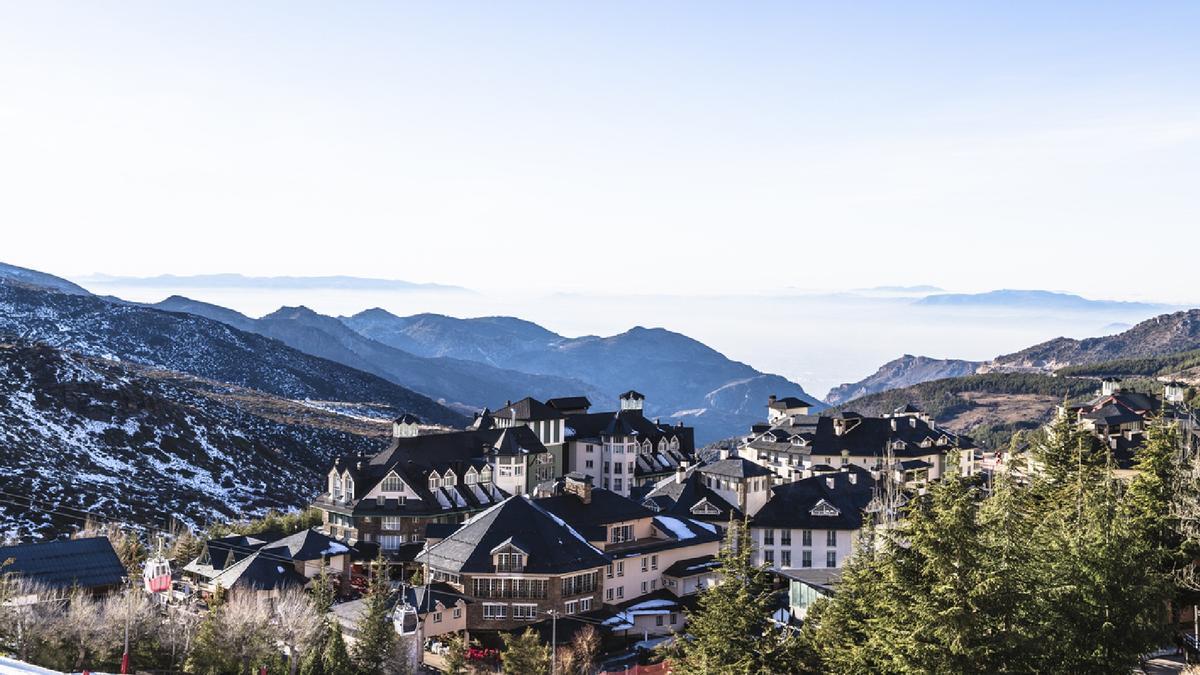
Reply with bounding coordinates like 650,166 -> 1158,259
0,339 -> 389,539
0,281 -> 465,426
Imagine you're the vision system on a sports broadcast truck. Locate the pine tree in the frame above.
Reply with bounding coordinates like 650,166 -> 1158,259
442,633 -> 468,675
501,628 -> 550,675
663,518 -> 812,674
353,552 -> 396,675
321,621 -> 354,675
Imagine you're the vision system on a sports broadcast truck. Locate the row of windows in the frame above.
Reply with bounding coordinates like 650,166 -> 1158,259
763,550 -> 837,568
761,529 -> 838,547
561,571 -> 599,597
480,597 -> 593,621
609,524 -> 634,544
473,577 -> 548,599
430,606 -> 462,623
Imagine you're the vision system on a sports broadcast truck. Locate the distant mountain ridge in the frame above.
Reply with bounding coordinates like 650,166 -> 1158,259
825,355 -> 982,405
0,281 -> 464,426
79,272 -> 469,293
151,298 -> 605,414
916,289 -> 1168,313
341,308 -> 823,442
984,309 -> 1200,372
0,262 -> 91,296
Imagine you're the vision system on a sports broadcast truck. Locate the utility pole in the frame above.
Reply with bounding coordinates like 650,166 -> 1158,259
121,576 -> 132,674
548,609 -> 559,675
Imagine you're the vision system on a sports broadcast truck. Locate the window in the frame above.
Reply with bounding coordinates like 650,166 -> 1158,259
610,524 -> 633,544
433,612 -> 443,623
764,550 -> 774,565
656,615 -> 664,627
379,535 -> 403,552
651,579 -> 657,590
480,467 -> 492,483
381,473 -> 404,492
464,471 -> 477,485
780,529 -> 792,546
483,603 -> 506,620
613,478 -> 623,492
586,444 -> 594,453
382,516 -> 403,531
606,564 -> 614,579
827,551 -> 837,568
763,529 -> 775,545
616,561 -> 625,577
604,461 -> 611,474
614,463 -> 623,474
331,475 -> 342,499
580,597 -> 592,612
586,460 -> 594,469
453,607 -> 462,619
565,600 -> 578,615
562,571 -> 598,597
513,604 -> 537,620
670,613 -> 678,624
641,581 -> 648,594
650,555 -> 658,571
811,499 -> 840,517
641,557 -> 649,573
496,552 -> 524,572
616,587 -> 624,599
606,588 -> 614,601
627,462 -> 635,474
802,550 -> 812,568
429,476 -> 442,490
802,530 -> 812,546
691,501 -> 720,516
826,530 -> 837,547
344,477 -> 354,500
781,550 -> 791,567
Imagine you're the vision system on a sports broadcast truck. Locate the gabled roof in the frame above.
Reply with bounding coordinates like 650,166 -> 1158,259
416,496 -> 608,575
752,467 -> 877,530
537,488 -> 656,535
395,414 -> 422,425
270,528 -> 352,561
642,467 -> 741,521
492,397 -> 564,422
769,396 -> 811,410
699,457 -> 774,479
620,390 -> 646,401
0,537 -> 125,590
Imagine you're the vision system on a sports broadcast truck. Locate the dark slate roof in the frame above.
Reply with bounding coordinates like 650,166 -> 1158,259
752,467 -> 877,530
698,457 -> 774,479
202,535 -> 266,571
893,404 -> 923,414
898,459 -> 933,471
396,414 -> 422,424
769,396 -> 811,410
0,537 -> 126,590
323,427 -> 530,518
546,396 -> 592,412
405,581 -> 472,610
416,496 -> 608,575
492,397 -> 564,422
1083,403 -> 1144,426
662,554 -> 720,578
620,390 -> 646,401
215,546 -> 310,591
536,489 -> 656,537
762,414 -> 975,458
641,467 -> 741,521
270,528 -> 352,561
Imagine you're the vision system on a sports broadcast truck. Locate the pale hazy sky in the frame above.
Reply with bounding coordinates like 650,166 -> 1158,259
2,2 -> 1197,299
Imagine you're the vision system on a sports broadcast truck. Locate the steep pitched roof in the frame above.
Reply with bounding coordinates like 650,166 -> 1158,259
699,457 -> 774,479
546,396 -> 592,412
271,528 -> 352,561
0,537 -> 125,590
492,397 -> 564,422
536,489 -> 656,534
641,467 -> 741,521
752,467 -> 877,530
416,496 -> 608,575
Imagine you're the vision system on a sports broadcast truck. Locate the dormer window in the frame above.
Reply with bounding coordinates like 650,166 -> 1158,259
443,470 -> 457,487
330,474 -> 342,500
344,475 -> 355,501
810,499 -> 840,517
429,475 -> 442,490
920,438 -> 933,448
495,552 -> 524,573
464,468 -> 478,485
670,437 -> 679,451
657,439 -> 666,451
891,440 -> 906,451
480,466 -> 493,484
381,472 -> 405,493
642,440 -> 652,453
691,500 -> 720,516
642,500 -> 661,512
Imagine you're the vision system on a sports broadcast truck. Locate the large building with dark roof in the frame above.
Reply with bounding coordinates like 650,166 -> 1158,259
182,527 -> 354,597
738,398 -> 974,484
0,537 -> 126,594
1059,379 -> 1200,474
562,392 -> 697,498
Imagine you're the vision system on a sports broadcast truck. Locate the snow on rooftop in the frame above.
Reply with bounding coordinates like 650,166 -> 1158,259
321,542 -> 349,555
654,515 -> 697,540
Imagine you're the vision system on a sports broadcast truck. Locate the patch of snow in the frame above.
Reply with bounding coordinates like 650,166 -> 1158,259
624,599 -> 678,611
322,543 -> 349,555
654,516 -> 696,540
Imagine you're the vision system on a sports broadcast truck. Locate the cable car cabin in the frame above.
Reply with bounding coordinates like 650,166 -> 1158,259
144,557 -> 172,594
393,603 -> 419,635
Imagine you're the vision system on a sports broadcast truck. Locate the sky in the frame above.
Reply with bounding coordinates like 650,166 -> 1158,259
1,2 -> 1198,300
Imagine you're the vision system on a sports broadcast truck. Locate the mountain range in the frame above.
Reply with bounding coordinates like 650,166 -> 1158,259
79,272 -> 469,293
824,355 -> 982,406
915,289 -> 1169,313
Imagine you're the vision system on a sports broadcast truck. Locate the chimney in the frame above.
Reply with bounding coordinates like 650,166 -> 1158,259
768,395 -> 777,405
564,473 -> 593,504
675,462 -> 688,483
890,418 -> 897,431
825,477 -> 835,490
848,473 -> 857,485
719,448 -> 730,460
392,415 -> 421,438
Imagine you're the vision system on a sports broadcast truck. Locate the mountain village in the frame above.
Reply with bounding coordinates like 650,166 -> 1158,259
4,358 -> 1199,673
